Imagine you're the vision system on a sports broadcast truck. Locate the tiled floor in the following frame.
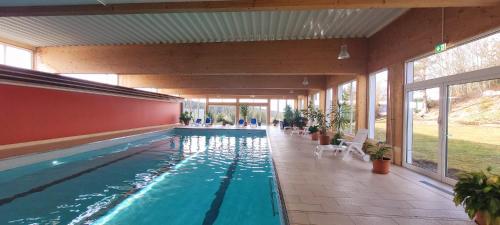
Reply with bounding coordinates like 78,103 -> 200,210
267,127 -> 474,225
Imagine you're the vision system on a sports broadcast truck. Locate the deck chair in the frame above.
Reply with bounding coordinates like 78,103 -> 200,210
204,118 -> 212,126
250,118 -> 258,127
314,129 -> 369,161
237,119 -> 245,127
194,118 -> 202,126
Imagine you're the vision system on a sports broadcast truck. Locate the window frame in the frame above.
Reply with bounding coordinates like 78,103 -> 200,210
368,69 -> 388,142
338,80 -> 357,134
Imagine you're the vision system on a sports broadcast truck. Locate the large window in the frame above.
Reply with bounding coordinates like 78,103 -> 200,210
0,43 -> 33,69
326,88 -> 333,123
239,98 -> 268,103
208,98 -> 237,103
408,32 -> 500,83
134,88 -> 158,93
61,74 -> 118,86
404,31 -> 500,183
209,105 -> 236,125
313,93 -> 320,109
183,98 -> 206,121
338,80 -> 357,134
368,70 -> 388,142
270,99 -> 294,122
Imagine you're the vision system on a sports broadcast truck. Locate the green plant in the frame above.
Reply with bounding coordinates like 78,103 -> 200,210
315,110 -> 332,135
240,104 -> 249,121
308,125 -> 319,133
206,111 -> 214,121
293,109 -> 307,129
331,132 -> 344,145
283,105 -> 294,126
302,101 -> 317,124
179,111 -> 193,124
453,167 -> 500,225
272,119 -> 280,126
366,142 -> 392,161
331,100 -> 351,132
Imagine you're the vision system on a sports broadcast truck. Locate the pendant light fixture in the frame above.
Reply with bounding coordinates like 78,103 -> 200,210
337,44 -> 350,60
302,77 -> 309,86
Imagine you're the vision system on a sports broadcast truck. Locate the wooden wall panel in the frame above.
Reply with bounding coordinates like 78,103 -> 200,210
37,39 -> 367,76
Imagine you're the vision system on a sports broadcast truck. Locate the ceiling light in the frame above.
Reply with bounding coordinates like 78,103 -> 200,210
302,77 -> 309,86
337,44 -> 350,60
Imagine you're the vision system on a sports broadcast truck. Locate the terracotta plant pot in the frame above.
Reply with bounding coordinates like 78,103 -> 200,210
311,132 -> 319,141
474,211 -> 486,225
319,135 -> 330,145
183,120 -> 189,126
372,158 -> 391,174
244,122 -> 248,126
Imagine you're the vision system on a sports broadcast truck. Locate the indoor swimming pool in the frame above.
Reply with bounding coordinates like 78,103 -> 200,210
0,128 -> 285,225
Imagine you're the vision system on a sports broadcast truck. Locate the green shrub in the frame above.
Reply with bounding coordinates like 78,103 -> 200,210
453,167 -> 500,225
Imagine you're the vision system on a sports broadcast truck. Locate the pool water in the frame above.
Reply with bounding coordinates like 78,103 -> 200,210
0,128 -> 284,225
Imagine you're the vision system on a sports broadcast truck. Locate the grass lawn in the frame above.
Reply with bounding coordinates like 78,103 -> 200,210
395,120 -> 500,178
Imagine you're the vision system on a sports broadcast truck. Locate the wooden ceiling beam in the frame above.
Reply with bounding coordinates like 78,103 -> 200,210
1,0 -> 499,17
118,74 -> 327,90
158,88 -> 307,97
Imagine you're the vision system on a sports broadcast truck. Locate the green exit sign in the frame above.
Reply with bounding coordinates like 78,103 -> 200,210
435,42 -> 447,53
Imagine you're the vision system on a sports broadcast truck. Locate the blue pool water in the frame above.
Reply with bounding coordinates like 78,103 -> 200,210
0,128 -> 284,225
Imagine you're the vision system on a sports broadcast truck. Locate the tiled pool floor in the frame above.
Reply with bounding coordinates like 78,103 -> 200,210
267,127 -> 474,225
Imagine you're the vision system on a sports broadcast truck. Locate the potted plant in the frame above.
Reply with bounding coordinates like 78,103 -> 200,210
240,104 -> 249,126
179,111 -> 193,125
283,105 -> 294,128
316,110 -> 331,145
308,125 -> 319,140
272,119 -> 279,126
293,109 -> 307,129
331,100 -> 351,145
453,167 -> 499,225
367,142 -> 392,174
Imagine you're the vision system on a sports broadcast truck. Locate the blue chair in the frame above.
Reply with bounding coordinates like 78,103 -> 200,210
205,118 -> 212,126
250,118 -> 258,127
194,118 -> 202,126
238,119 -> 245,127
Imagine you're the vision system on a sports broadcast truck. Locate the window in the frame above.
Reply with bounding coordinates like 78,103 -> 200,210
183,98 -> 206,121
326,88 -> 333,123
313,93 -> 320,109
0,43 -> 33,69
404,31 -> 500,183
61,74 -> 118,86
408,31 -> 500,83
209,105 -> 236,125
338,80 -> 357,134
134,88 -> 158,93
270,99 -> 295,122
369,70 -> 388,142
299,98 -> 305,110
208,98 -> 237,103
239,98 -> 268,103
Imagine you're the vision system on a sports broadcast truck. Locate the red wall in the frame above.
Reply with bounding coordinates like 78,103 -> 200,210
0,84 -> 181,145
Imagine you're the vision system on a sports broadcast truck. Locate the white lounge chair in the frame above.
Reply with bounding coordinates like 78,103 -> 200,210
314,129 -> 369,161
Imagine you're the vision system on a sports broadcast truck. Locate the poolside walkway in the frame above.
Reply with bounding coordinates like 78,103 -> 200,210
267,127 -> 474,225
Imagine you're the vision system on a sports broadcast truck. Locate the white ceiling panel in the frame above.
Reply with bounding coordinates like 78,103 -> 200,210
0,8 -> 407,46
0,0 -> 211,7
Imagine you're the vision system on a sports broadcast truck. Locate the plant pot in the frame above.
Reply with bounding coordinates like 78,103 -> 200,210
319,135 -> 330,145
244,122 -> 248,126
311,132 -> 319,141
183,120 -> 189,126
372,158 -> 391,174
474,211 -> 487,225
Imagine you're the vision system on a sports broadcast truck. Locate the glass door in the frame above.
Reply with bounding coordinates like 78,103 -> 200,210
405,87 -> 442,177
445,79 -> 500,180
